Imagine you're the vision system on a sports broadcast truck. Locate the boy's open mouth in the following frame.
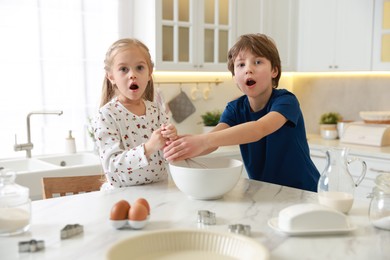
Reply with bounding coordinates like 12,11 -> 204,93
246,79 -> 256,86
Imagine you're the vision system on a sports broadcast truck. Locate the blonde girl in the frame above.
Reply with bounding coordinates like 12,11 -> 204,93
93,38 -> 177,188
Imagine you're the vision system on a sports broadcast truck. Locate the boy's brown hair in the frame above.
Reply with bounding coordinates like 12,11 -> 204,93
227,34 -> 281,88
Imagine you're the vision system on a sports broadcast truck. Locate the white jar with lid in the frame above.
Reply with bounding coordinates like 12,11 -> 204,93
368,173 -> 390,230
0,167 -> 31,236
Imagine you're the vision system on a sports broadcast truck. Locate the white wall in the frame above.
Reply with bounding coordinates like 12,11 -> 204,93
293,73 -> 390,134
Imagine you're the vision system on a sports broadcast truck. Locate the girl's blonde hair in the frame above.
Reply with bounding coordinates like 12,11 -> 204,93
100,38 -> 154,107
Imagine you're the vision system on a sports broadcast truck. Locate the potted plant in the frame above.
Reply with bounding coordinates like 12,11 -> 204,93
200,110 -> 222,133
319,112 -> 342,139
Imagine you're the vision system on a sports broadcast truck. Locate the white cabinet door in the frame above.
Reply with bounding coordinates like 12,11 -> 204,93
309,148 -> 390,200
236,0 -> 299,72
134,0 -> 237,71
310,149 -> 327,174
372,0 -> 390,70
297,0 -> 374,72
349,155 -> 390,199
261,0 -> 298,72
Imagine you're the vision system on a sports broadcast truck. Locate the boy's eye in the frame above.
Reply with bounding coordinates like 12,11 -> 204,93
236,63 -> 245,68
255,60 -> 262,65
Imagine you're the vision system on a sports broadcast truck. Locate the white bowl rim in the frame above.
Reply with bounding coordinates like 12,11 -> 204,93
169,157 -> 243,169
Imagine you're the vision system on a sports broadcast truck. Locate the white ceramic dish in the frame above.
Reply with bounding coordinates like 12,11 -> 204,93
268,218 -> 356,236
106,229 -> 269,260
360,111 -> 390,124
268,203 -> 357,236
169,157 -> 243,200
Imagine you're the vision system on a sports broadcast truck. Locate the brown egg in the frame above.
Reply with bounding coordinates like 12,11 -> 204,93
134,198 -> 150,214
110,200 -> 131,220
128,203 -> 148,221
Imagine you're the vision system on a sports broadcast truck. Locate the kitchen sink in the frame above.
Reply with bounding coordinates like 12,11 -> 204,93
0,158 -> 57,172
0,152 -> 103,200
36,153 -> 101,167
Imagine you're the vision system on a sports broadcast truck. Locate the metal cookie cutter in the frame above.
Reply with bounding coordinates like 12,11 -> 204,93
228,224 -> 251,236
197,210 -> 216,225
60,224 -> 84,239
18,239 -> 45,253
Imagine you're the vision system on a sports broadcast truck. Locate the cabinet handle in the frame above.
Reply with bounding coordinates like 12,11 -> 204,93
329,65 -> 333,69
369,168 -> 390,174
334,65 -> 338,69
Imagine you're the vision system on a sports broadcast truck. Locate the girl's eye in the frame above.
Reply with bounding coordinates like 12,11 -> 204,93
136,65 -> 144,71
120,67 -> 129,73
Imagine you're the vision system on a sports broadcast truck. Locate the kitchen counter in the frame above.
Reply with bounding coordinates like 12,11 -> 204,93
208,135 -> 390,160
1,177 -> 389,260
307,134 -> 390,160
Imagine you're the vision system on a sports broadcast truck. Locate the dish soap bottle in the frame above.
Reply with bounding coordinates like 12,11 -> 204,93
0,167 -> 31,236
65,130 -> 76,154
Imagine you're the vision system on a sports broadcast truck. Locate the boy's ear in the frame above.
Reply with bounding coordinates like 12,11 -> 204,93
272,67 -> 279,78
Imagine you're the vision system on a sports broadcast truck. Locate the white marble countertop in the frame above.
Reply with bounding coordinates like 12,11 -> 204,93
1,176 -> 389,260
208,134 -> 390,160
307,134 -> 390,160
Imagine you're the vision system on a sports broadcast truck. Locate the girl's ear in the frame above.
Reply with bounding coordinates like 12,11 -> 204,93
106,73 -> 115,85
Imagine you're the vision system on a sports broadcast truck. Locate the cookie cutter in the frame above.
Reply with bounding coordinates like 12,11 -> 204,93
197,210 -> 216,225
228,224 -> 251,236
18,239 -> 45,253
60,224 -> 84,239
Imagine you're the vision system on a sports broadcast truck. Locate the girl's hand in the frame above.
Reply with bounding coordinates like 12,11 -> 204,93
144,129 -> 166,157
161,123 -> 178,141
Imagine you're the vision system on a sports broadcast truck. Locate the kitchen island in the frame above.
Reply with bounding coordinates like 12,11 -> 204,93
0,176 -> 389,260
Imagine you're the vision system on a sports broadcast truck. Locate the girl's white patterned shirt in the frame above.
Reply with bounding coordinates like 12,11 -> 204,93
93,98 -> 170,188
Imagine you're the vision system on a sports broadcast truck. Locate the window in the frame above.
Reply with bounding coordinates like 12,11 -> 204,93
0,0 -> 121,158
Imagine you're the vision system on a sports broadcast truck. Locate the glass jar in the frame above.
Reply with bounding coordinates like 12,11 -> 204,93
0,167 -> 31,236
368,173 -> 390,231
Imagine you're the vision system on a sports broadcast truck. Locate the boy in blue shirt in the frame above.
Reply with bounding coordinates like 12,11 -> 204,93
164,34 -> 319,192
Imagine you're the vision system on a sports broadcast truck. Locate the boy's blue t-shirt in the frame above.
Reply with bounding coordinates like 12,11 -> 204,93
220,88 -> 320,192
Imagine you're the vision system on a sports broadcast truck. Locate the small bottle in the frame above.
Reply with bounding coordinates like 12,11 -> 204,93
0,168 -> 31,236
65,130 -> 76,154
369,173 -> 390,230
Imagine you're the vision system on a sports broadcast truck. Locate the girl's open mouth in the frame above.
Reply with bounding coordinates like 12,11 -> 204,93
129,83 -> 139,90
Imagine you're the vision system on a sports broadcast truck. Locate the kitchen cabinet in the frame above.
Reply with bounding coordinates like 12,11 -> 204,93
310,146 -> 390,200
236,0 -> 298,72
261,0 -> 298,72
133,0 -> 237,71
348,155 -> 390,199
297,0 -> 374,72
372,0 -> 390,70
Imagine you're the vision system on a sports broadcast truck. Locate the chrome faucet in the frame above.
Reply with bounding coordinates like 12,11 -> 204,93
14,110 -> 63,158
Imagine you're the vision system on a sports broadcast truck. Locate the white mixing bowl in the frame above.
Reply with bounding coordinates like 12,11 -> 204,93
169,157 -> 243,200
